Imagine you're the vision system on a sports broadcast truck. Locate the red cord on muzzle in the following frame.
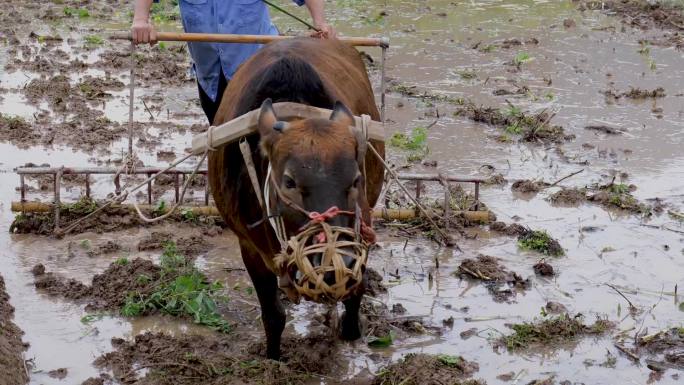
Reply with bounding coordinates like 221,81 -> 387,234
305,206 -> 376,244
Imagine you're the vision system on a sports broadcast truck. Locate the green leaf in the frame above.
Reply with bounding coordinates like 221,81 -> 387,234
679,302 -> 684,312
437,354 -> 463,367
368,331 -> 394,348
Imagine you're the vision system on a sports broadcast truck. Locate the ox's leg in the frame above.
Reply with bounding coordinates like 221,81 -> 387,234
239,240 -> 285,360
340,293 -> 363,340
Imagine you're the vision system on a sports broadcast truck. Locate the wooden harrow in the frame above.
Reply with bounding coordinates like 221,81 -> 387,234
11,32 -> 493,236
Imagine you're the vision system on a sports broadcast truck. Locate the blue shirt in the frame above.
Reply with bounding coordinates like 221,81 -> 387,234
177,0 -> 306,101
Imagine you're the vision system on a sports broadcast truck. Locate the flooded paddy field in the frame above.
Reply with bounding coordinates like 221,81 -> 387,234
0,0 -> 683,384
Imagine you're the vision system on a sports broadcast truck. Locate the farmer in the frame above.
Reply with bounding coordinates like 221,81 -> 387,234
131,0 -> 335,123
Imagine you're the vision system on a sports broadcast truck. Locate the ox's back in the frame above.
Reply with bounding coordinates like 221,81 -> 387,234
208,38 -> 384,258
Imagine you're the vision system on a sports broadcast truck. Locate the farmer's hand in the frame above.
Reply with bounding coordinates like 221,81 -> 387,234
131,18 -> 157,45
311,22 -> 337,39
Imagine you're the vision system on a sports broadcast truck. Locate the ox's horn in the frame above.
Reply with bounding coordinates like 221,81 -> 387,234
329,101 -> 355,127
273,121 -> 290,132
350,126 -> 368,165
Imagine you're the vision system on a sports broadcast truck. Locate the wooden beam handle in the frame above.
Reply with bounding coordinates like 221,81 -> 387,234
109,31 -> 389,48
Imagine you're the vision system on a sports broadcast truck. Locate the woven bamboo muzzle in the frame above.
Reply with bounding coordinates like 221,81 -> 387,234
274,222 -> 368,303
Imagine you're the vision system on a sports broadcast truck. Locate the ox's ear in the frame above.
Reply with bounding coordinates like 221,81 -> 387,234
258,98 -> 278,138
257,98 -> 288,156
329,101 -> 355,127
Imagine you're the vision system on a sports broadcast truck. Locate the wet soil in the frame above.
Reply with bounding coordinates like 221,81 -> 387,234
456,255 -> 530,302
0,275 -> 28,385
637,328 -> 684,372
370,353 -> 483,385
33,258 -> 162,312
579,0 -> 684,47
603,87 -> 666,100
454,103 -> 572,144
10,201 -> 223,235
360,297 -> 439,339
489,221 -> 528,237
93,330 -> 337,385
500,314 -> 615,351
0,114 -> 40,150
511,179 -> 549,194
137,231 -> 211,257
548,187 -> 588,206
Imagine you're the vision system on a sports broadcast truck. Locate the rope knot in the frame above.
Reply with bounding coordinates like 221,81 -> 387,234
308,206 -> 342,224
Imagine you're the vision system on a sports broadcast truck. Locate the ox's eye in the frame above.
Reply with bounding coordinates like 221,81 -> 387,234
352,175 -> 361,189
283,175 -> 296,189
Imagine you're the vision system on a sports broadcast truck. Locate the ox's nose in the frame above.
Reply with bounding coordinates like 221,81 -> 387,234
309,235 -> 357,287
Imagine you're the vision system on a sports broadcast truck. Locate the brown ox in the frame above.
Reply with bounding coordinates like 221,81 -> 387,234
208,38 -> 385,359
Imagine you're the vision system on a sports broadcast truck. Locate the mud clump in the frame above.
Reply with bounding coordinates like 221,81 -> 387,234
483,173 -> 506,185
455,102 -> 573,144
78,75 -> 125,99
94,331 -> 336,385
0,275 -> 29,385
47,368 -> 68,379
549,187 -> 587,206
137,231 -> 211,257
0,113 -> 40,148
33,259 -> 161,311
637,328 -> 684,369
361,298 -> 438,339
585,124 -> 624,135
87,259 -> 162,311
518,229 -> 564,256
490,221 -> 528,236
588,182 -> 652,215
87,240 -> 122,257
33,265 -> 92,302
95,45 -> 191,87
24,75 -> 72,111
533,261 -> 555,277
501,313 -> 614,351
603,87 -> 666,100
372,353 -> 483,385
365,267 -> 387,297
579,1 -> 684,33
512,179 -> 549,194
456,255 -> 530,302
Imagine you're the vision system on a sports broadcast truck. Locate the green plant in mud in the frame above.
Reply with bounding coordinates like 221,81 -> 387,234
437,354 -> 464,367
502,314 -> 613,350
84,35 -> 104,47
390,126 -> 429,161
152,200 -> 167,216
596,183 -> 651,215
0,114 -> 29,129
151,0 -> 180,24
121,243 -> 231,333
457,69 -> 477,80
180,208 -> 198,223
62,197 -> 98,216
363,11 -> 386,25
518,230 -> 564,256
513,52 -> 534,67
368,331 -> 395,348
115,257 -> 129,266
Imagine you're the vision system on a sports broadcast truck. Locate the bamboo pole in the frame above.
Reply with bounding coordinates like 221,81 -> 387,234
11,202 -> 493,223
109,31 -> 389,48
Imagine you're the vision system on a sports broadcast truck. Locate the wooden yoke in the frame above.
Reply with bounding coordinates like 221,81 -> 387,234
191,102 -> 385,155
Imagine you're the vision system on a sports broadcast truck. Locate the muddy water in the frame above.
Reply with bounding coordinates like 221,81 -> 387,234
1,0 -> 683,384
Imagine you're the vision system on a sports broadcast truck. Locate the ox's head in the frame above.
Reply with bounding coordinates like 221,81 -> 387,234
257,98 -> 367,234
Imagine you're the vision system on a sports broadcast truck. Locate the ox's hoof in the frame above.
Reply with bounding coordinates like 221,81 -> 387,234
339,312 -> 363,341
266,347 -> 281,361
